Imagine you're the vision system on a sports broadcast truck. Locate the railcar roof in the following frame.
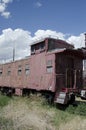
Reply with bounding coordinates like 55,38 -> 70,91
0,56 -> 31,65
31,37 -> 74,48
47,48 -> 86,59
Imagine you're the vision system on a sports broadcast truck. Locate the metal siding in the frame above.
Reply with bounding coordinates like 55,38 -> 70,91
0,52 -> 56,92
28,52 -> 55,92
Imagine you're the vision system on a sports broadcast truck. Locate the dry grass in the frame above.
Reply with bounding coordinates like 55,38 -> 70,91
0,96 -> 55,130
76,97 -> 86,102
59,116 -> 86,130
0,95 -> 86,130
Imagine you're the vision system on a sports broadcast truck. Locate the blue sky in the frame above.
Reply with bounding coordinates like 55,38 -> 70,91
0,0 -> 86,35
0,0 -> 86,61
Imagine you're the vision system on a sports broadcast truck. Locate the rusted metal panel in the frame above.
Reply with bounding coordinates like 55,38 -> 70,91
28,52 -> 56,92
0,52 -> 56,92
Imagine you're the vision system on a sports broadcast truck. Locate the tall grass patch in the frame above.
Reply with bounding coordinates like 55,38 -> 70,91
66,102 -> 86,116
0,94 -> 11,107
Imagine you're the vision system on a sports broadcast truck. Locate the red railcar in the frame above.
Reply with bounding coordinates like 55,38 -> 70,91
0,38 -> 86,104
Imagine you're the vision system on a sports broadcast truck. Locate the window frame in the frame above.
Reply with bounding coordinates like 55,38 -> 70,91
18,65 -> 22,75
7,66 -> 11,76
46,60 -> 53,73
0,69 -> 2,76
25,64 -> 30,76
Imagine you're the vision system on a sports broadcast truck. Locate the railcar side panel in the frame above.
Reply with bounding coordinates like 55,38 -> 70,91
0,52 -> 56,93
28,52 -> 55,91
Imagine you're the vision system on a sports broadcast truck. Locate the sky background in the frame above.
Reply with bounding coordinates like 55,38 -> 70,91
0,0 -> 86,62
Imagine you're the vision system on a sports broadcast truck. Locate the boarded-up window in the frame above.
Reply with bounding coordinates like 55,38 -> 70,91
46,60 -> 53,73
18,65 -> 22,75
25,64 -> 30,75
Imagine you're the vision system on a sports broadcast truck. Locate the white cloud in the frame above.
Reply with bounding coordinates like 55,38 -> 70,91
35,1 -> 42,8
0,3 -> 5,12
32,30 -> 85,48
67,33 -> 85,48
0,28 -> 32,62
1,11 -> 10,18
0,28 -> 85,62
32,30 -> 65,43
2,0 -> 13,4
0,0 -> 13,18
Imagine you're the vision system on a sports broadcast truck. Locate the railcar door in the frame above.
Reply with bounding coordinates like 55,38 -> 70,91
76,69 -> 82,89
56,73 -> 65,91
66,69 -> 82,89
66,69 -> 74,88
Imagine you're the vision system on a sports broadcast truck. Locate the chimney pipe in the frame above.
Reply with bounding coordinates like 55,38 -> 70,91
85,33 -> 86,48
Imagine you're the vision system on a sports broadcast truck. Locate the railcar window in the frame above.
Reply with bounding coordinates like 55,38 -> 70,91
36,44 -> 39,50
31,46 -> 35,54
18,65 -> 22,75
47,66 -> 53,73
0,69 -> 2,76
48,40 -> 55,51
25,64 -> 30,75
36,43 -> 45,51
40,43 -> 45,51
46,60 -> 53,73
31,42 -> 45,54
7,67 -> 11,75
48,39 -> 60,51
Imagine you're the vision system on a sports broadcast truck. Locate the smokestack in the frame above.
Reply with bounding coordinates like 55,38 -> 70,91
85,33 -> 86,48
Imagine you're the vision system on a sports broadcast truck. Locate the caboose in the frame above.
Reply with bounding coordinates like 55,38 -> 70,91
0,37 -> 86,104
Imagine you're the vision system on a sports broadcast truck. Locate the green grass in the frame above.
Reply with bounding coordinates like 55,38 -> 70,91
0,94 -> 11,107
66,102 -> 86,116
